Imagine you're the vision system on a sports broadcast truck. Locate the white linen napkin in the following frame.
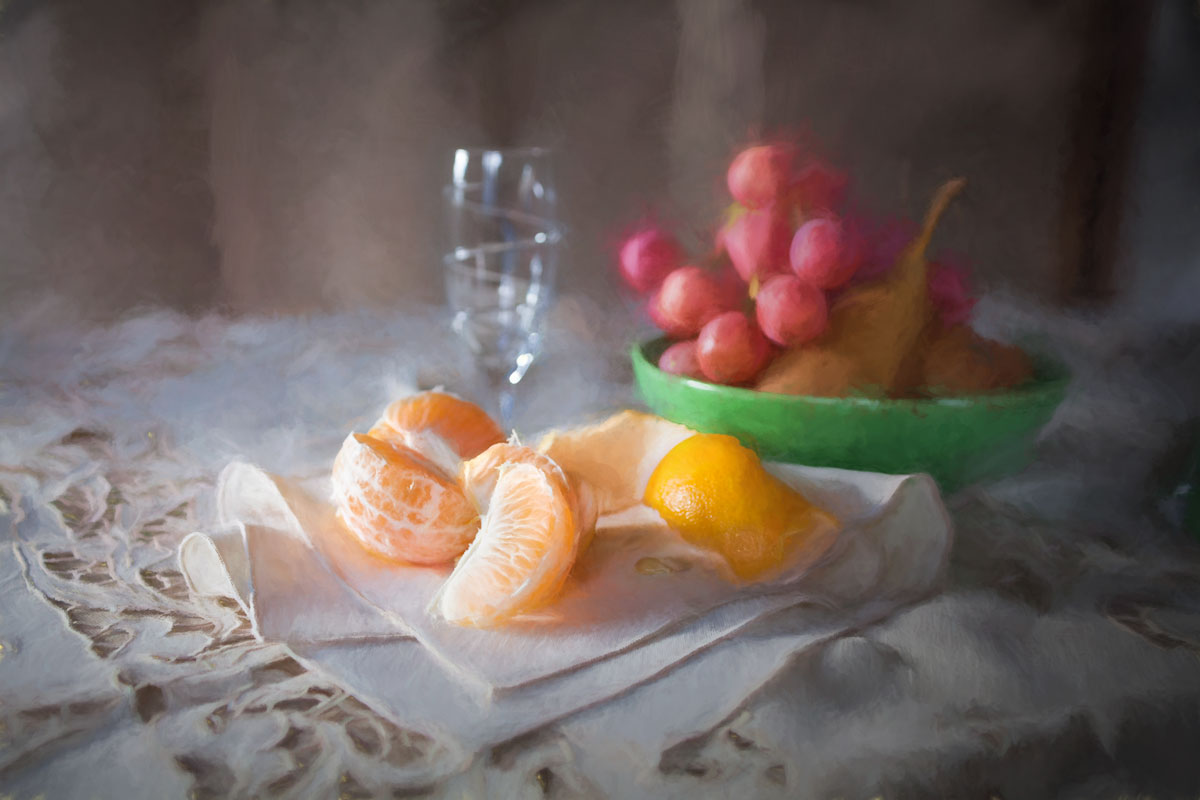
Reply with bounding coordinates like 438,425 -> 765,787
180,461 -> 952,748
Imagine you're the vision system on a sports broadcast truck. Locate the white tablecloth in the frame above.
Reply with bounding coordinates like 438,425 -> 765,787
3,301 -> 1200,799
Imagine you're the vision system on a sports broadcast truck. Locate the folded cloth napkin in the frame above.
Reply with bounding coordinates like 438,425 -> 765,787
180,461 -> 952,749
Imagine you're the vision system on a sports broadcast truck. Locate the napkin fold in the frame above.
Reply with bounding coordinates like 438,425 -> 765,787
180,461 -> 952,750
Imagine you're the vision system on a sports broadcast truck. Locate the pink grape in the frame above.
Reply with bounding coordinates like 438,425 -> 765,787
722,208 -> 792,283
619,227 -> 684,293
789,216 -> 863,289
790,160 -> 848,214
928,258 -> 977,326
649,266 -> 736,339
713,263 -> 750,302
696,311 -> 772,385
647,288 -> 672,332
658,339 -> 704,379
726,144 -> 795,209
855,216 -> 918,282
755,275 -> 829,346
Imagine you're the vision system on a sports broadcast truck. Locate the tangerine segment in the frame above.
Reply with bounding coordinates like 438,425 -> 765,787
369,391 -> 505,464
460,441 -> 598,553
434,462 -> 580,628
460,442 -> 569,511
644,433 -> 837,580
331,433 -> 479,565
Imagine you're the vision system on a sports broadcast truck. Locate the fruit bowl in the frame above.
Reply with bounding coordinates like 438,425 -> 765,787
631,337 -> 1070,493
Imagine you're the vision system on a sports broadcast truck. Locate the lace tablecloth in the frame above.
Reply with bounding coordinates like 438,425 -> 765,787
3,301 -> 1200,799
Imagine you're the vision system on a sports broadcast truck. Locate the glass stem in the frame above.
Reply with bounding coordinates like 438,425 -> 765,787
484,364 -> 517,436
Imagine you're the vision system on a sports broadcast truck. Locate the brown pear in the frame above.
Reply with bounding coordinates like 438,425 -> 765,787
920,324 -> 1034,395
757,179 -> 966,397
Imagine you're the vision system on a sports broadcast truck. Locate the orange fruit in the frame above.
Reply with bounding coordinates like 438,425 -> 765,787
330,432 -> 479,565
920,325 -> 1034,395
536,410 -> 695,516
643,433 -> 837,580
461,441 -> 598,553
433,462 -> 581,627
369,390 -> 505,475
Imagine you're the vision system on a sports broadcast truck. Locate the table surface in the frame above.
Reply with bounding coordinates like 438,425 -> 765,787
3,303 -> 1200,799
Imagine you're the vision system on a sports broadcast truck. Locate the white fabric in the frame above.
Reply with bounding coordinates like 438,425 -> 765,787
8,305 -> 1200,797
179,459 -> 952,748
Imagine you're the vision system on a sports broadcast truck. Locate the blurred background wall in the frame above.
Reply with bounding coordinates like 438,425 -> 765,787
1122,0 -> 1200,329
0,0 -> 1191,322
0,0 -> 215,316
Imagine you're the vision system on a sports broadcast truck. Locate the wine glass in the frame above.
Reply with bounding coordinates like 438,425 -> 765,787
443,147 -> 562,433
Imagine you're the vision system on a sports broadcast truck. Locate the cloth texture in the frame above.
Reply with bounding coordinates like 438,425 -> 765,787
179,458 -> 953,750
6,305 -> 1200,798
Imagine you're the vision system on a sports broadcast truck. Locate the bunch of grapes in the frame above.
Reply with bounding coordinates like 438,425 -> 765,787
618,142 -> 976,386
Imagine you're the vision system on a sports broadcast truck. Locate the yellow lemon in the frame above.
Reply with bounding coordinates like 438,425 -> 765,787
643,433 -> 837,580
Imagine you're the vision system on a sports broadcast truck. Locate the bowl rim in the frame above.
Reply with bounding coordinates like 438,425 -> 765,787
631,336 -> 1071,411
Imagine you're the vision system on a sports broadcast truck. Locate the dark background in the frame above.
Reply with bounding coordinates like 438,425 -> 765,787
0,0 -> 1195,329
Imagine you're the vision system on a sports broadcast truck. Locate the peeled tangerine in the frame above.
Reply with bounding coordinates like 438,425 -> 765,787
460,441 -> 598,552
433,462 -> 583,628
333,390 -> 505,565
644,433 -> 838,581
369,390 -> 506,476
331,433 -> 479,565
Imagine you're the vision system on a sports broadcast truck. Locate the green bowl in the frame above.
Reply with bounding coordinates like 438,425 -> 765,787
631,338 -> 1070,493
